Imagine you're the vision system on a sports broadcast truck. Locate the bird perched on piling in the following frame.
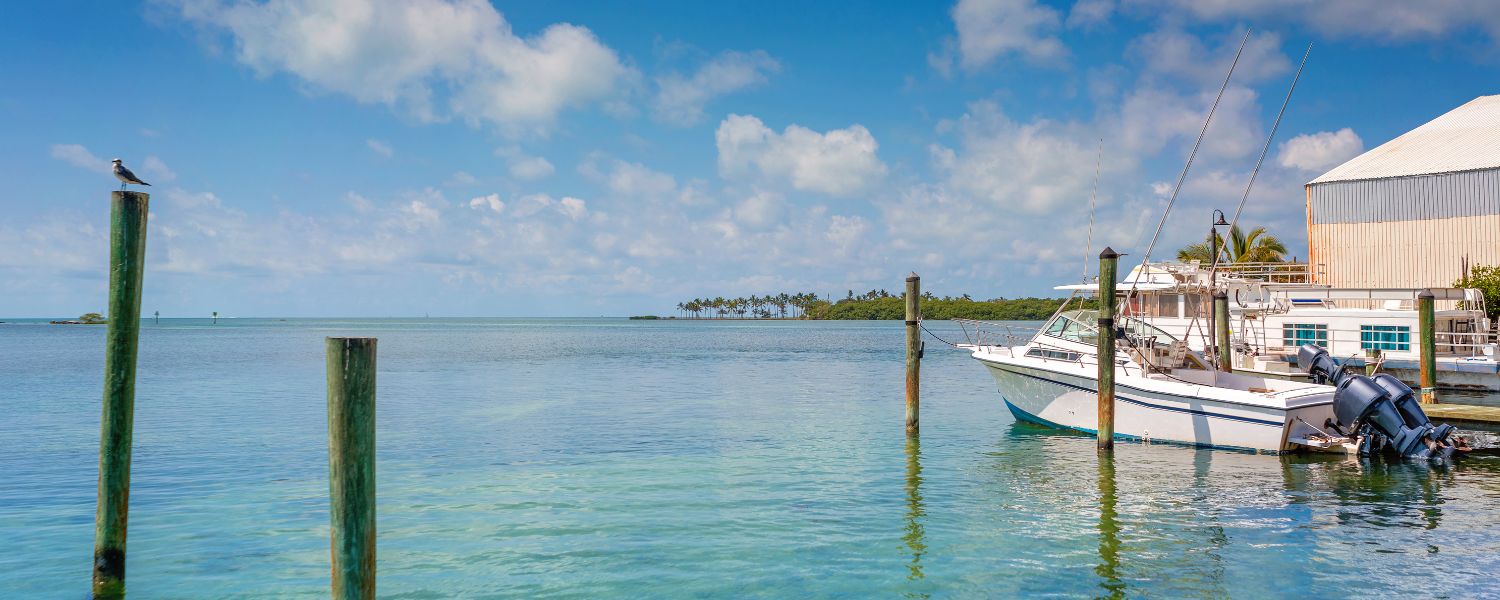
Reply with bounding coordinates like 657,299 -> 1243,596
111,159 -> 150,191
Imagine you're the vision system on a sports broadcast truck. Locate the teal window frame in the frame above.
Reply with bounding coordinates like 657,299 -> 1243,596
1360,325 -> 1410,351
1282,323 -> 1328,347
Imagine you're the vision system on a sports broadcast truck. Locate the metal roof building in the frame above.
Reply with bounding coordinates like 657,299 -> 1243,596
1307,94 -> 1500,289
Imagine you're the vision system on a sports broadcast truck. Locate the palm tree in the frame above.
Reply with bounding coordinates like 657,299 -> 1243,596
1176,225 -> 1287,264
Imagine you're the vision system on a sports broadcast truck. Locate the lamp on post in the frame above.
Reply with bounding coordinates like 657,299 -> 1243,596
1208,209 -> 1229,369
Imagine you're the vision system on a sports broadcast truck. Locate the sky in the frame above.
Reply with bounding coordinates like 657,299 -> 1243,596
4,1 -> 1500,317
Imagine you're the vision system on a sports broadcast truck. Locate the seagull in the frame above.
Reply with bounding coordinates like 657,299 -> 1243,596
111,158 -> 150,191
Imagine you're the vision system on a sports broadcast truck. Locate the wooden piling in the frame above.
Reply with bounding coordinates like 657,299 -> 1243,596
1365,348 -> 1381,376
1418,290 -> 1437,404
905,273 -> 921,434
1213,291 -> 1232,373
326,337 -> 377,600
1097,248 -> 1118,451
93,191 -> 149,598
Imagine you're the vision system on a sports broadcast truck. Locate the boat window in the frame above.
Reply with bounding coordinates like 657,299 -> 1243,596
1155,294 -> 1180,318
1282,323 -> 1328,347
1360,325 -> 1410,351
1043,311 -> 1099,346
1025,347 -> 1081,361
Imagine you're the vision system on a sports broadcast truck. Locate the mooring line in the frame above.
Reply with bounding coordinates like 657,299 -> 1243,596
918,319 -> 963,348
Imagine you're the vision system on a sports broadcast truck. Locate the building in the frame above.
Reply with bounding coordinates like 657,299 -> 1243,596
1306,94 -> 1500,289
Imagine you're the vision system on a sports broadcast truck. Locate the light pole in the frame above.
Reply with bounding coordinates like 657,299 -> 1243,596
1208,209 -> 1229,369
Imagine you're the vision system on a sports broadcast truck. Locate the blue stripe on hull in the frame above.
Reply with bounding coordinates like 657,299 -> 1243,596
995,363 -> 1287,427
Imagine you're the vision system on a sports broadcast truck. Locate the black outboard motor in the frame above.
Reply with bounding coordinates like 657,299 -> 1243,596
1297,344 -> 1344,386
1298,344 -> 1466,459
1369,373 -> 1457,445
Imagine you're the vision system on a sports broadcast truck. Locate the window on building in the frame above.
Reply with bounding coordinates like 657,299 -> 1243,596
1282,323 -> 1328,348
1360,325 -> 1410,351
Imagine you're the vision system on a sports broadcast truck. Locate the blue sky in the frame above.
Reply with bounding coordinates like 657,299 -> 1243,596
4,1 -> 1500,317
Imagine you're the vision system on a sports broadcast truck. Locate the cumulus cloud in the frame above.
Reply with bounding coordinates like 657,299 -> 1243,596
715,114 -> 886,196
1278,128 -> 1364,172
468,193 -> 505,213
653,50 -> 780,125
50,143 -> 108,172
929,101 -> 1103,214
934,0 -> 1068,74
169,0 -> 634,132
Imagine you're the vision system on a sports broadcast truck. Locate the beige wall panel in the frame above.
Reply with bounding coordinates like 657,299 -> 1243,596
1309,214 -> 1500,288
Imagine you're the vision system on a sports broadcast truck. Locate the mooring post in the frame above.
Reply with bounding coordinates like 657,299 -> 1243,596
327,337 -> 377,600
92,191 -> 149,598
1097,248 -> 1118,451
1214,290 -> 1232,373
905,273 -> 921,434
1418,289 -> 1437,404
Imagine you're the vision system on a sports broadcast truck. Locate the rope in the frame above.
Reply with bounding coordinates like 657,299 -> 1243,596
1082,138 -> 1102,282
918,318 -> 963,348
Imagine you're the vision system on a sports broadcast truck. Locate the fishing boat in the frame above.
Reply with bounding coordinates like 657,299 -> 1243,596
956,311 -> 1470,457
957,310 -> 1341,453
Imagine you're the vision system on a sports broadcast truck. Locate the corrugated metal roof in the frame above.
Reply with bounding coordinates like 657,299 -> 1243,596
1309,94 -> 1500,184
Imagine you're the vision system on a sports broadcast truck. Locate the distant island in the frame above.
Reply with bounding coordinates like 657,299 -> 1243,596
51,312 -> 107,325
673,292 -> 1095,321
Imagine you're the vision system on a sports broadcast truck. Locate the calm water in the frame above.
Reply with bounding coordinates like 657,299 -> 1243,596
3,318 -> 1500,598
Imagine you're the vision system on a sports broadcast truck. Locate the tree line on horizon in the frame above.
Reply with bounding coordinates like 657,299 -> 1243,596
673,290 -> 1097,321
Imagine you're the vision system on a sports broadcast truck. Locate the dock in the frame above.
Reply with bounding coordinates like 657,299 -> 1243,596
1425,403 -> 1500,429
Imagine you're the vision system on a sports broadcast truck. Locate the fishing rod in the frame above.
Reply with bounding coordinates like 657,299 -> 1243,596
1210,42 -> 1313,280
1124,28 -> 1252,310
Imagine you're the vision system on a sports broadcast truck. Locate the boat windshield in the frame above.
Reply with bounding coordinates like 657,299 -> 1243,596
1042,310 -> 1099,346
1039,309 -> 1178,349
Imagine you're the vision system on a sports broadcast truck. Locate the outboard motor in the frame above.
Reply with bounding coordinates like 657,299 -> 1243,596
1297,344 -> 1344,386
1299,344 -> 1467,459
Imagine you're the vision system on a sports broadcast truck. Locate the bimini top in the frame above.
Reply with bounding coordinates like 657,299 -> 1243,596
1053,263 -> 1179,292
1310,94 -> 1500,185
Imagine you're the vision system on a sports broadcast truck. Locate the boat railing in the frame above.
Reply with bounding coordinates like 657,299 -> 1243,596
1211,261 -> 1321,283
954,319 -> 1040,348
1249,326 -> 1497,358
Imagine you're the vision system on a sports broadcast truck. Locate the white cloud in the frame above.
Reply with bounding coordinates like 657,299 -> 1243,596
142,156 -> 178,182
940,0 -> 1068,73
468,193 -> 505,213
50,143 -> 108,172
170,0 -> 634,132
598,159 -> 678,198
929,101 -> 1102,214
1066,0 -> 1113,29
366,139 -> 394,157
733,191 -> 784,229
1128,29 -> 1290,86
715,114 -> 886,197
1123,0 -> 1500,43
1278,128 -> 1364,173
557,197 -> 588,220
654,50 -> 780,125
494,146 -> 555,180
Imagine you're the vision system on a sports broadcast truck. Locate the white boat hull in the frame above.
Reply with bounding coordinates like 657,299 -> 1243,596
977,357 -> 1336,453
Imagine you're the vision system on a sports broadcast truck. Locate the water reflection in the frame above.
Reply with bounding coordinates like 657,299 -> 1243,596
903,434 -> 928,598
1095,451 -> 1123,600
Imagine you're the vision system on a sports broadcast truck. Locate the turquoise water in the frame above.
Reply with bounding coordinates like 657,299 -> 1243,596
3,318 -> 1500,598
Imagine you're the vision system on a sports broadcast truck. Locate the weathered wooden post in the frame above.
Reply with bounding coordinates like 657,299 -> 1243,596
1214,290 -> 1232,373
212,311 -> 218,325
1418,290 -> 1437,404
905,273 -> 921,435
1097,248 -> 1118,451
153,310 -> 159,324
92,191 -> 149,598
327,337 -> 378,600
